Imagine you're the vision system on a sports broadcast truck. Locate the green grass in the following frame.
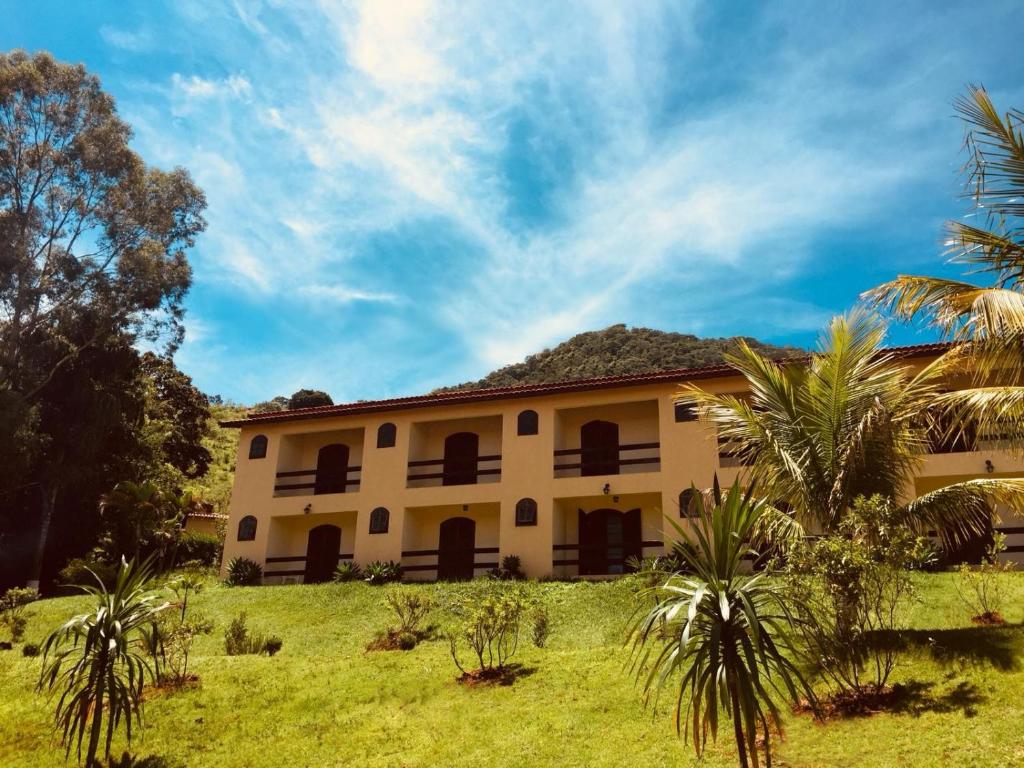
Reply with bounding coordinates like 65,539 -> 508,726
3,574 -> 1024,767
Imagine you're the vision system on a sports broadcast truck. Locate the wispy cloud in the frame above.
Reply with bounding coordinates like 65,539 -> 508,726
63,0 -> 1024,402
99,25 -> 153,53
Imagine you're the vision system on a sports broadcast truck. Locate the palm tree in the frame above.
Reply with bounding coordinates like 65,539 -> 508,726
865,86 -> 1024,444
38,558 -> 168,766
628,479 -> 814,768
676,310 -> 1024,547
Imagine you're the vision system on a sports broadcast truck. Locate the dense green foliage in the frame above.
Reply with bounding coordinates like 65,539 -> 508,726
224,558 -> 262,587
4,576 -> 1024,767
0,51 -> 208,589
440,324 -> 801,391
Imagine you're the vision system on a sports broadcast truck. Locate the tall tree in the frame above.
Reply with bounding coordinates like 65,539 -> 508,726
866,86 -> 1024,444
0,50 -> 206,585
676,311 -> 1024,547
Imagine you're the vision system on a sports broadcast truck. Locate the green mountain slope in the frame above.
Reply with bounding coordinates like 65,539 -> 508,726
440,324 -> 802,391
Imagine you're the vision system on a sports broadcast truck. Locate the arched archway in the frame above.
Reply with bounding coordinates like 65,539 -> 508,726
438,517 -> 476,580
304,524 -> 341,583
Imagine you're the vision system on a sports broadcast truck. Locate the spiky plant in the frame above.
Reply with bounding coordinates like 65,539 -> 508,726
628,479 -> 814,768
38,558 -> 168,766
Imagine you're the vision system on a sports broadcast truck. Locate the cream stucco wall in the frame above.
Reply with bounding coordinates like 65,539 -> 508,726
220,361 -> 1024,581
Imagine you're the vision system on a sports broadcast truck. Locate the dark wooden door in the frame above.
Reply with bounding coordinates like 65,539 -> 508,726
438,517 -> 476,580
315,443 -> 349,495
581,420 -> 619,476
578,508 -> 642,575
443,432 -> 479,486
304,524 -> 341,583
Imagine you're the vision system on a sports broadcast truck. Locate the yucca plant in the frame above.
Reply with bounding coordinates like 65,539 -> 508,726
38,558 -> 168,766
627,479 -> 814,768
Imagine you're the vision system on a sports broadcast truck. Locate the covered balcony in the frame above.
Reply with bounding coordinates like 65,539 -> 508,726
262,510 -> 358,583
406,415 -> 502,488
273,428 -> 364,498
400,502 -> 500,581
553,400 -> 660,479
550,491 -> 665,577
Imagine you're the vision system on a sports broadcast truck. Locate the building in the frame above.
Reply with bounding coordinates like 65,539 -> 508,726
219,343 -> 1024,583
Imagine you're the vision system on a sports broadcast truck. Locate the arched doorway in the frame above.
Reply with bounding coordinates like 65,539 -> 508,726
443,432 -> 479,486
438,517 -> 476,580
581,420 -> 619,476
315,443 -> 349,495
578,508 -> 641,575
304,524 -> 341,583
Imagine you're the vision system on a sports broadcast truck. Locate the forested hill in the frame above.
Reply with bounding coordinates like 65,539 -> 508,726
439,325 -> 803,392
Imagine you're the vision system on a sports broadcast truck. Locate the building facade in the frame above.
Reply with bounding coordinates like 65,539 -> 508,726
220,345 -> 1024,583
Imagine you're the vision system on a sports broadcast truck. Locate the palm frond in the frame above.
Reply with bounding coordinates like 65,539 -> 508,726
902,478 -> 1024,547
955,85 -> 1024,219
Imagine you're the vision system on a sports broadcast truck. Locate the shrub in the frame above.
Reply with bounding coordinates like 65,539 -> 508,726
443,582 -> 528,675
531,606 -> 550,648
955,533 -> 1015,624
224,612 -> 279,656
225,557 -> 262,586
177,532 -> 222,567
22,642 -> 40,657
1,587 -> 37,643
397,631 -> 417,650
385,588 -> 432,634
333,561 -> 363,582
364,560 -> 403,585
56,556 -> 118,590
786,495 -> 929,696
263,636 -> 283,656
489,554 -> 526,581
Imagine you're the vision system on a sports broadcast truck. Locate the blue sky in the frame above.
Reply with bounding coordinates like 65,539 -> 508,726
7,1 -> 1024,404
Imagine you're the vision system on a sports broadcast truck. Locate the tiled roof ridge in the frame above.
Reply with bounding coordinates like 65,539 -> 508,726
220,341 -> 952,427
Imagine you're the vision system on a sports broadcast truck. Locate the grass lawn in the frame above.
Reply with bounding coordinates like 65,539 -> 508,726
2,573 -> 1024,767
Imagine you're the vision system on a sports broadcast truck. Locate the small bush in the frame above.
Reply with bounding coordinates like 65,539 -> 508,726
225,612 -> 279,656
443,582 -> 530,675
57,556 -> 117,590
177,532 -> 222,567
489,555 -> 525,581
385,588 -> 432,634
397,631 -> 417,650
364,560 -> 403,585
1,587 -> 38,643
22,642 -> 40,657
955,533 -> 1015,624
333,561 -> 362,582
225,557 -> 262,586
531,606 -> 550,648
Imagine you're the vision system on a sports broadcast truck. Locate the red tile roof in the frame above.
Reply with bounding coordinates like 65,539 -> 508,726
219,342 -> 953,428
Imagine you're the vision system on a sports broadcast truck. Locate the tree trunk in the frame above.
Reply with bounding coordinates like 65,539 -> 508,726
26,480 -> 57,589
729,670 -> 751,768
85,649 -> 107,767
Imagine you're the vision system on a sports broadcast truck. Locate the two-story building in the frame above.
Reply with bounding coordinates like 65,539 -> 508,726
220,343 -> 1024,583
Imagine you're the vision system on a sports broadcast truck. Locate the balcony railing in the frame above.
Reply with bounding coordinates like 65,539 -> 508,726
406,455 -> 502,487
273,466 -> 362,497
400,546 -> 499,574
552,442 -> 660,477
551,540 -> 664,569
263,552 -> 355,577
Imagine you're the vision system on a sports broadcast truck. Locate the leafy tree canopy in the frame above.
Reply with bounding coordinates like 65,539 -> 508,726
288,389 -> 333,409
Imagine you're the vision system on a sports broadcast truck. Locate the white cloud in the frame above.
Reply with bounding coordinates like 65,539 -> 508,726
171,73 -> 252,101
100,25 -> 153,52
298,284 -> 398,304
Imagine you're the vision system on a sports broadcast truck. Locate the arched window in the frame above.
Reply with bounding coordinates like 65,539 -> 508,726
515,498 -> 538,527
248,434 -> 268,460
377,422 -> 397,448
369,507 -> 390,534
237,515 -> 258,541
679,489 -> 699,518
517,409 -> 539,436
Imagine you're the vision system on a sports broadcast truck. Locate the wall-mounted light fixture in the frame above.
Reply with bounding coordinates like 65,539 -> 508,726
602,483 -> 611,495
986,459 -> 995,474
303,503 -> 312,514
462,504 -> 469,512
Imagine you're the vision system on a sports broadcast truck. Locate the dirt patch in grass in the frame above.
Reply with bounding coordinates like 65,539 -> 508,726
796,685 -> 904,719
971,611 -> 1007,626
145,675 -> 201,699
366,629 -> 428,652
456,664 -> 535,687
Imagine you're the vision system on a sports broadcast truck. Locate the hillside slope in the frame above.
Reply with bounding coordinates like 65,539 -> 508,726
440,324 -> 802,391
